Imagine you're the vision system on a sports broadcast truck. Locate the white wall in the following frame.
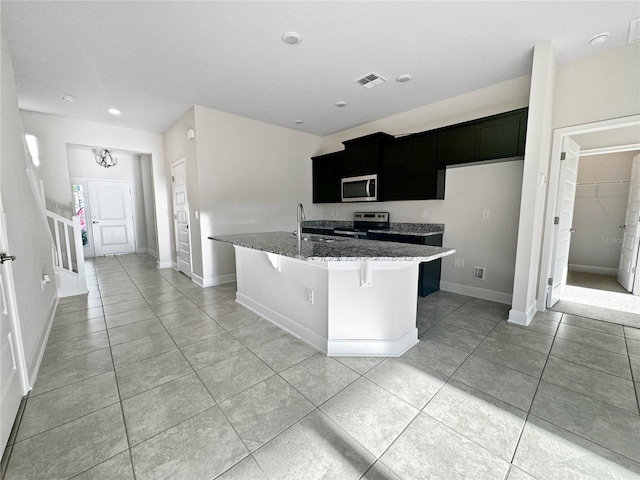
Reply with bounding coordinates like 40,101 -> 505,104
1,29 -> 56,384
186,105 -> 323,286
67,146 -> 148,253
317,75 -> 531,302
554,43 -> 640,130
569,151 -> 636,273
19,111 -> 171,266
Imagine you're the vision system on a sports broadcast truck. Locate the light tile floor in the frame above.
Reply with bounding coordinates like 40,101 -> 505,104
2,253 -> 639,479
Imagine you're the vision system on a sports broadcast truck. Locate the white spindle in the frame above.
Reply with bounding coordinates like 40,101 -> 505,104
64,222 -> 72,272
53,220 -> 62,269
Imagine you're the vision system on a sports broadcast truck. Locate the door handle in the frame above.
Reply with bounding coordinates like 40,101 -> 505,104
570,229 -> 576,233
92,221 -> 100,224
0,253 -> 16,264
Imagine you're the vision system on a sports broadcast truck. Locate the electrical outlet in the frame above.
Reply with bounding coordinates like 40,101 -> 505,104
331,210 -> 337,217
420,209 -> 427,219
482,210 -> 490,219
473,267 -> 486,280
306,288 -> 315,304
454,258 -> 464,267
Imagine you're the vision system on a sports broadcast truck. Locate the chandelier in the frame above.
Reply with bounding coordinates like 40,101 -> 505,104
95,149 -> 118,168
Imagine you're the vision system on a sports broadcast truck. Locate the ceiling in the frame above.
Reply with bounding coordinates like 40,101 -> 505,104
2,1 -> 639,136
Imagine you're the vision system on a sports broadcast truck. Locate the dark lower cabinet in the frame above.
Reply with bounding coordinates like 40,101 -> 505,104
381,133 -> 443,201
366,232 -> 443,297
312,151 -> 343,203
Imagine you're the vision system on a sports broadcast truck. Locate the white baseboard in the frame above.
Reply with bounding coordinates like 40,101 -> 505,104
28,295 -> 58,390
236,292 -> 327,353
508,301 -> 537,326
569,264 -> 618,276
136,247 -> 148,254
157,260 -> 173,269
147,249 -> 158,258
439,281 -> 512,305
192,273 -> 237,288
327,329 -> 419,357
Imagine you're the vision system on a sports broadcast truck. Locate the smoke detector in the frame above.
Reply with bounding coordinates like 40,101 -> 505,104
354,72 -> 387,89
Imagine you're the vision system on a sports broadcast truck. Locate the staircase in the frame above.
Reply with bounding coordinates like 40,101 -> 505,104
25,167 -> 87,298
46,211 -> 87,297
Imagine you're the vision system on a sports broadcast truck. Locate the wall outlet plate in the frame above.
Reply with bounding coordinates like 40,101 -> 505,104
482,210 -> 490,219
420,209 -> 427,218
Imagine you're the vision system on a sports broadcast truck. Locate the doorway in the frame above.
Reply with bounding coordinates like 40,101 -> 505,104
67,145 -> 157,259
540,115 -> 640,326
171,159 -> 192,277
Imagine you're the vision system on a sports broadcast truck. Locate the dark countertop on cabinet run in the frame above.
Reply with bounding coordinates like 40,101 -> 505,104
209,231 -> 454,263
302,220 -> 444,236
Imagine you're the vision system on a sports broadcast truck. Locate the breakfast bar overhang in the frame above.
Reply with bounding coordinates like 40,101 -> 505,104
209,232 -> 455,357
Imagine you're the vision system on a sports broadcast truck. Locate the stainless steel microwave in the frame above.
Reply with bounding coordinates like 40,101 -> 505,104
341,174 -> 378,202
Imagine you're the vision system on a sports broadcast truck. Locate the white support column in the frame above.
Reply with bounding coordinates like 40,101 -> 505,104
509,41 -> 557,326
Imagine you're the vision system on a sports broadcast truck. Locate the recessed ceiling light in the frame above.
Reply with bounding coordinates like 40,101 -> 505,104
396,74 -> 412,83
294,119 -> 304,124
60,94 -> 76,102
589,32 -> 610,46
108,108 -> 121,115
335,101 -> 347,107
282,31 -> 302,45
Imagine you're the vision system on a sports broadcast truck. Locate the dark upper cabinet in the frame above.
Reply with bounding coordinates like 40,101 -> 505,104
437,108 -> 528,167
342,132 -> 393,177
312,151 -> 343,203
381,133 -> 442,201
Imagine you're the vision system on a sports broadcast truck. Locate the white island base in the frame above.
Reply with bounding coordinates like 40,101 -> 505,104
233,246 -> 421,357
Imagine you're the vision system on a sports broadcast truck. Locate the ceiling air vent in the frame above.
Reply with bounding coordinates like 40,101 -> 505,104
354,72 -> 388,89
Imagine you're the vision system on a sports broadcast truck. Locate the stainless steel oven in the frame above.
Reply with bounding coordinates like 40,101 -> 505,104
341,174 -> 377,202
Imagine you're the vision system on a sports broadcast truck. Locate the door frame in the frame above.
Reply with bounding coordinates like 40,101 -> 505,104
538,114 -> 640,311
73,178 -> 138,257
170,159 -> 193,277
0,195 -> 29,449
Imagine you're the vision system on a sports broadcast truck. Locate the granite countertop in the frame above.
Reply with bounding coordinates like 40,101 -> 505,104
209,231 -> 455,262
302,220 -> 445,236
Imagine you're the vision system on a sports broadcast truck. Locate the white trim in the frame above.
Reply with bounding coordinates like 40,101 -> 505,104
236,292 -> 327,353
136,247 -> 148,254
192,272 -> 237,288
507,301 -> 537,326
157,260 -> 173,269
568,264 -> 618,276
327,329 -> 418,357
27,295 -> 58,390
439,281 -> 512,305
147,249 -> 158,258
538,114 -> 640,311
580,143 -> 640,156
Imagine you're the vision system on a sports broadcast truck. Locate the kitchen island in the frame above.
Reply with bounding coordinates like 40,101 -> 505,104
209,231 -> 455,356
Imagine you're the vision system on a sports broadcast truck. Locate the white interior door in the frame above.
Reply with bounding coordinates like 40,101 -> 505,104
87,180 -> 136,256
0,199 -> 28,451
547,137 -> 580,308
171,160 -> 191,277
617,154 -> 640,293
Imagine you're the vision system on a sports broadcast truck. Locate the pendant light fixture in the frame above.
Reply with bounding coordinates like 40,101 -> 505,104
95,149 -> 118,168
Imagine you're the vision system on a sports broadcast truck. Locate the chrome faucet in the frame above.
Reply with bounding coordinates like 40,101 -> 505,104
296,202 -> 305,251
